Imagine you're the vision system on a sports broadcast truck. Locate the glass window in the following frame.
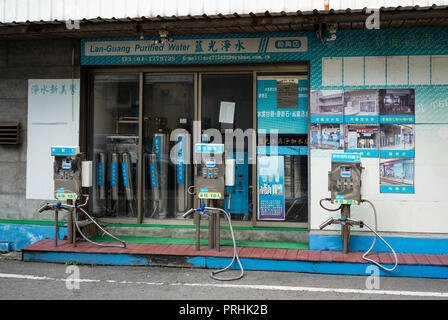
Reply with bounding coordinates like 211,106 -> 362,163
201,74 -> 254,221
256,74 -> 309,222
143,74 -> 195,219
90,74 -> 140,218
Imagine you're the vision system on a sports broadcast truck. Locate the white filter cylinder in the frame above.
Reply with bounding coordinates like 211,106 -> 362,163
225,159 -> 235,186
81,161 -> 93,188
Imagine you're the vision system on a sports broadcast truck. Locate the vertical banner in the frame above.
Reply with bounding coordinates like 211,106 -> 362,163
26,79 -> 80,200
257,156 -> 285,221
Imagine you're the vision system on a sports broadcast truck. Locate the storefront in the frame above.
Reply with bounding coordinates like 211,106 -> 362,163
1,3 -> 448,259
82,35 -> 311,228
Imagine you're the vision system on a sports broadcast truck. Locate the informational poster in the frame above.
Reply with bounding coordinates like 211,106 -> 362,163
26,79 -> 80,200
257,156 -> 285,221
277,79 -> 298,108
257,75 -> 308,156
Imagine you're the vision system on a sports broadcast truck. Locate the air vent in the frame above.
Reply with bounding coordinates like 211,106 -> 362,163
0,123 -> 21,145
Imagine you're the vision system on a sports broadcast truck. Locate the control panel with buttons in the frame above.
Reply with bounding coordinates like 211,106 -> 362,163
195,144 -> 225,200
51,146 -> 82,200
328,153 -> 363,205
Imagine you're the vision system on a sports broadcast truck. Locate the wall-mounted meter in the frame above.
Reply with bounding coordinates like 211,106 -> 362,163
328,153 -> 363,205
194,144 -> 225,200
51,146 -> 82,200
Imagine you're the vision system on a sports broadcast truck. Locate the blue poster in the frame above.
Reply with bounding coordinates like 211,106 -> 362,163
257,156 -> 285,221
257,77 -> 308,135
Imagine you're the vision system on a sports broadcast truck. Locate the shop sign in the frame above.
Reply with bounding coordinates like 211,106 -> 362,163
81,34 -> 308,65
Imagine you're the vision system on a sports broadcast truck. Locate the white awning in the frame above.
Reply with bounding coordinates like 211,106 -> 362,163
1,0 -> 448,24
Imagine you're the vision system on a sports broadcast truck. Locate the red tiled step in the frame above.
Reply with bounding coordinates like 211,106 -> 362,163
22,239 -> 448,267
284,249 -> 299,260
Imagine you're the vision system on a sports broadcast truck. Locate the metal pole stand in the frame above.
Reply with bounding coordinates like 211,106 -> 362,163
54,210 -> 58,247
194,212 -> 201,251
192,200 -> 222,252
341,204 -> 351,254
207,200 -> 221,252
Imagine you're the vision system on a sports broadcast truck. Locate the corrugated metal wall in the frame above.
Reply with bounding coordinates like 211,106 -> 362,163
1,0 -> 447,23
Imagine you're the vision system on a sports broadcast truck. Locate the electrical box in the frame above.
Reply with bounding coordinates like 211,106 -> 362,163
195,144 -> 225,200
328,153 -> 362,205
51,146 -> 82,200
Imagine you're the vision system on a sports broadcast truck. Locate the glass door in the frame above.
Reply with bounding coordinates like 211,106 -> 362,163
90,74 -> 140,219
200,73 -> 254,221
256,74 -> 309,223
142,74 -> 195,220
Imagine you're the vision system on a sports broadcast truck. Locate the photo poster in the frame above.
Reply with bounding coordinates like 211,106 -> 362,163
343,89 -> 380,157
257,156 -> 286,221
378,89 -> 416,193
379,158 -> 415,194
309,89 -> 345,151
310,88 -> 416,193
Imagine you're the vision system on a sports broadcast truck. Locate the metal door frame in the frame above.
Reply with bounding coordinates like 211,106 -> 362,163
85,62 -> 310,228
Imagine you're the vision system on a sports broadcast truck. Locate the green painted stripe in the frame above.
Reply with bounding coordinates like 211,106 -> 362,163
104,223 -> 308,232
0,219 -> 67,227
91,235 -> 309,250
0,219 -> 308,233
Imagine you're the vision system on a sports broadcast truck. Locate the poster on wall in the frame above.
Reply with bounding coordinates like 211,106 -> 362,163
378,88 -> 416,193
257,156 -> 285,221
379,158 -> 415,193
344,124 -> 379,157
343,89 -> 380,124
379,123 -> 415,158
257,76 -> 308,156
379,89 -> 415,123
26,79 -> 80,200
257,76 -> 308,134
310,123 -> 344,150
310,90 -> 344,123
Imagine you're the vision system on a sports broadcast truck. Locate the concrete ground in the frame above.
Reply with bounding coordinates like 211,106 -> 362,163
1,252 -> 448,302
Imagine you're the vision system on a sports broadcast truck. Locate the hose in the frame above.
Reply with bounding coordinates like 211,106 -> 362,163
62,202 -> 126,248
361,200 -> 398,272
186,203 -> 244,281
319,198 -> 342,212
318,197 -> 398,272
204,206 -> 244,281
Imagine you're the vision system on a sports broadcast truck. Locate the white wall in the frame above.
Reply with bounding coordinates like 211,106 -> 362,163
310,124 -> 448,234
